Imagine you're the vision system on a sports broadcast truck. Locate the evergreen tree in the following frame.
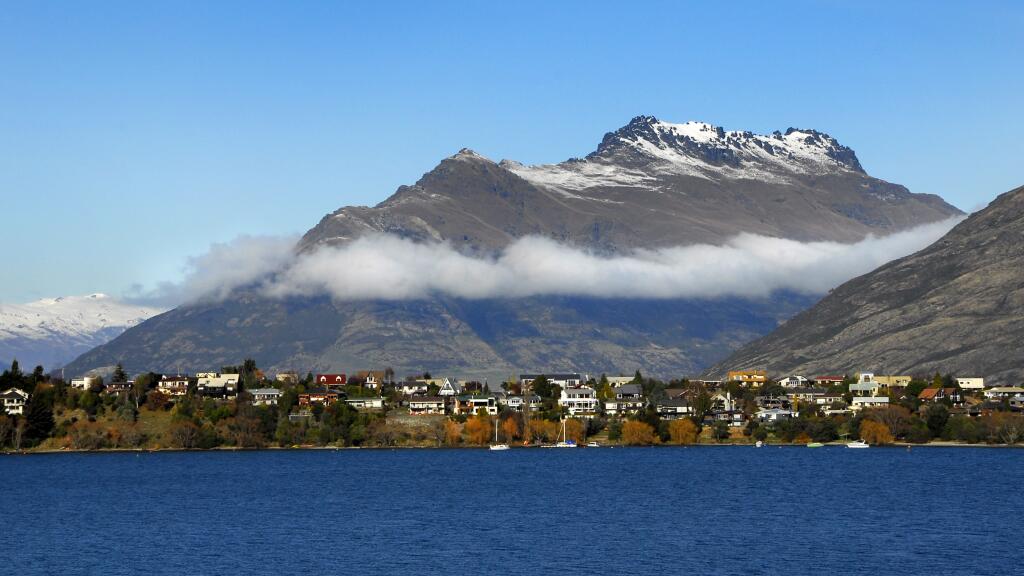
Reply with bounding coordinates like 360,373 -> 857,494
112,363 -> 129,383
24,399 -> 55,443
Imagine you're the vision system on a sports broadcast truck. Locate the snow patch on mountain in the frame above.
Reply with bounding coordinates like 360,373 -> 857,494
507,117 -> 867,194
0,294 -> 163,341
0,294 -> 164,368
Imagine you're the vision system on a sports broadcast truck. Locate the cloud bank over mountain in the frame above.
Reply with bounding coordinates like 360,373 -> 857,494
149,217 -> 962,305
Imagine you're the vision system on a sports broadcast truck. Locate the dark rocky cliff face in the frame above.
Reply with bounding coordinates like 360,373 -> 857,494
65,117 -> 964,378
706,185 -> 1024,385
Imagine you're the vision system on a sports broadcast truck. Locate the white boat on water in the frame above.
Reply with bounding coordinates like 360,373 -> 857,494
755,440 -> 764,448
846,440 -> 870,449
489,416 -> 510,450
586,441 -> 600,448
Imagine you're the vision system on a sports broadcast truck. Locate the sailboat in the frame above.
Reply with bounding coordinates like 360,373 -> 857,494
555,418 -> 577,448
489,416 -> 509,451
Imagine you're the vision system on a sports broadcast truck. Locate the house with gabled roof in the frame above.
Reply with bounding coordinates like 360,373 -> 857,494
437,378 -> 464,397
409,396 -> 446,415
315,373 -> 348,388
1,388 -> 29,416
656,398 -> 693,420
355,370 -> 390,389
196,373 -> 239,399
158,375 -> 189,397
250,388 -> 281,406
559,386 -> 598,418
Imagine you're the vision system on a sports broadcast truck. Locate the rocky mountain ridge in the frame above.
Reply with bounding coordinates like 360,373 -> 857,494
706,185 -> 1024,385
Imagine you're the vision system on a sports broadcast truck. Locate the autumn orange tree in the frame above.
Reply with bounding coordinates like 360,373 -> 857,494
500,416 -> 519,442
443,420 -> 462,446
668,419 -> 698,444
564,419 -> 585,443
622,421 -> 656,445
528,420 -> 558,443
859,419 -> 894,445
464,415 -> 493,445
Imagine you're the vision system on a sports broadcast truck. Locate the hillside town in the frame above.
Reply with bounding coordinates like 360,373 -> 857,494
2,359 -> 1023,451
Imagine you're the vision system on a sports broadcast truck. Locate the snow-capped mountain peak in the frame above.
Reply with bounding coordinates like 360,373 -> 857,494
501,115 -> 865,196
0,294 -> 164,369
592,115 -> 864,173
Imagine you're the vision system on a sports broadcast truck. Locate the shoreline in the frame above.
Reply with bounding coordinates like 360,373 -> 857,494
4,440 -> 1021,456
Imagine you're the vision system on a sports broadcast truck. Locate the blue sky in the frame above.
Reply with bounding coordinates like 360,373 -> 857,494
1,1 -> 1021,303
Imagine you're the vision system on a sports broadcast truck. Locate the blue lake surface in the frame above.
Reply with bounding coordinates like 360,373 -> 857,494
3,446 -> 1021,575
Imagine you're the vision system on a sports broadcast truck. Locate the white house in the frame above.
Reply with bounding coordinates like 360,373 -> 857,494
603,383 -> 644,416
398,380 -> 429,396
521,373 -> 584,389
1,388 -> 29,415
849,373 -> 881,397
558,386 -> 598,418
158,375 -> 189,397
656,398 -> 693,420
956,377 -> 986,390
408,396 -> 446,415
250,388 -> 281,406
777,375 -> 809,388
984,387 -> 1024,399
851,396 -> 890,410
786,388 -> 844,406
756,408 -> 797,422
345,397 -> 384,410
196,372 -> 239,399
454,395 -> 498,416
70,376 -> 101,391
605,376 -> 636,387
503,394 -> 541,413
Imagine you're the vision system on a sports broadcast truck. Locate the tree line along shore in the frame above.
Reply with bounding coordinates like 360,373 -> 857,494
2,359 -> 1023,452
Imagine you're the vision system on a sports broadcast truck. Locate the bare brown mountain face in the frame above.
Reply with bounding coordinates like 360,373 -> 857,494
65,116 -> 961,379
705,185 -> 1024,385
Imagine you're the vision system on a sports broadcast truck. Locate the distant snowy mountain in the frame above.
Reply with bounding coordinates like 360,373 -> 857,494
0,294 -> 163,371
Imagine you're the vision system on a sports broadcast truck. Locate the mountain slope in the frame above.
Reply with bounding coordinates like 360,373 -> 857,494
65,117 -> 961,378
705,185 -> 1024,385
301,117 -> 959,253
63,293 -> 816,381
0,294 -> 163,370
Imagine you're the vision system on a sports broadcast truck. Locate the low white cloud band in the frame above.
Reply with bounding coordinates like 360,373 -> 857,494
148,217 -> 962,304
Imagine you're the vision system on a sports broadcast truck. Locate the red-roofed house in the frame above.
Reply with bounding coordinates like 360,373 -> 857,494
315,374 -> 347,388
918,387 -> 962,404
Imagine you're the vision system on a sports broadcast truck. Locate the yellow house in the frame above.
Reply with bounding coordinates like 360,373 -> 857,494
871,375 -> 913,388
727,370 -> 767,386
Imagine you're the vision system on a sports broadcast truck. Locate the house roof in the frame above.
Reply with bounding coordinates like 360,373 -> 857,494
786,387 -> 831,395
410,396 -> 445,403
615,384 -> 643,396
657,398 -> 691,408
249,388 -> 280,395
1,388 -> 29,400
520,373 -> 582,381
918,388 -> 942,400
302,389 -> 338,395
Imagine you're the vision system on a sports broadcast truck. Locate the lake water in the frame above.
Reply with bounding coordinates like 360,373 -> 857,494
3,446 -> 1021,575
